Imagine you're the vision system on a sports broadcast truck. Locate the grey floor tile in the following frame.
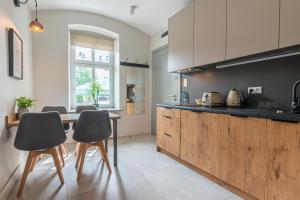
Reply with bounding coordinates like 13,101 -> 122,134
8,134 -> 243,200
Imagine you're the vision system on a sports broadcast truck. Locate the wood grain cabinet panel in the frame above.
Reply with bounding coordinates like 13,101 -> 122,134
157,107 -> 181,157
266,120 -> 300,200
180,110 -> 203,168
168,1 -> 194,72
226,0 -> 280,59
201,113 -> 219,175
217,116 -> 267,200
280,0 -> 300,48
194,0 -> 226,66
243,118 -> 267,200
156,107 -> 164,148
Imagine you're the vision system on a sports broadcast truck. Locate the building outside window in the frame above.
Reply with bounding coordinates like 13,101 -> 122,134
70,32 -> 114,109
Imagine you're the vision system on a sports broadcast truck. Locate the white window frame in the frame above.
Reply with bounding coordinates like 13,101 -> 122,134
70,45 -> 114,109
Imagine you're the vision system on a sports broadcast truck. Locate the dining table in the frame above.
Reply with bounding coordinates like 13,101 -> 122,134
6,112 -> 121,166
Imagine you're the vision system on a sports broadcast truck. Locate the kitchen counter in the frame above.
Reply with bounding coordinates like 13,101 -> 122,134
157,103 -> 300,122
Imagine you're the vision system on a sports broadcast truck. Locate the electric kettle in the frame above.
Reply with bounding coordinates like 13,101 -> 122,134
226,89 -> 244,107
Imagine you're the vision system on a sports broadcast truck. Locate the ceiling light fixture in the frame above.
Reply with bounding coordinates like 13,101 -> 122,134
130,5 -> 138,16
14,0 -> 44,32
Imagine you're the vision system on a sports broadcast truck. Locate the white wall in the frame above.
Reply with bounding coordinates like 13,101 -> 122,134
150,26 -> 168,51
32,10 -> 151,136
0,1 -> 33,198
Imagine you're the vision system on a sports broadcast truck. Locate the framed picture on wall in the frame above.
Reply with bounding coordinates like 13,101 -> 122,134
8,28 -> 23,79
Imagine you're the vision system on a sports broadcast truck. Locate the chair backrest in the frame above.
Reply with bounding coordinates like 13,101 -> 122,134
73,110 -> 111,143
41,106 -> 69,130
14,112 -> 66,151
75,105 -> 97,113
41,106 -> 68,114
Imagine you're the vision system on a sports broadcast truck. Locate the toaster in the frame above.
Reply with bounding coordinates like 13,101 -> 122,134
202,92 -> 223,107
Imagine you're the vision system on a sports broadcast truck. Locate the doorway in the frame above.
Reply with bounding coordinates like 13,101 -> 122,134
151,45 -> 180,135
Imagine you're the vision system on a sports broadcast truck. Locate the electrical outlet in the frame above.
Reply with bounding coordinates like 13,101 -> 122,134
248,86 -> 263,94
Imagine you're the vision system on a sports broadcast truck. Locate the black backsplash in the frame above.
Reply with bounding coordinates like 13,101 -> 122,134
181,55 -> 300,110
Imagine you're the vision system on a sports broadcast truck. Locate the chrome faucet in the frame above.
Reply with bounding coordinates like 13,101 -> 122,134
291,80 -> 300,113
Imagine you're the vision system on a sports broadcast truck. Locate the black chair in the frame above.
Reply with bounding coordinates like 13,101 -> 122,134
14,112 -> 66,197
42,106 -> 70,160
73,110 -> 112,180
75,105 -> 97,113
41,106 -> 70,130
73,105 -> 97,154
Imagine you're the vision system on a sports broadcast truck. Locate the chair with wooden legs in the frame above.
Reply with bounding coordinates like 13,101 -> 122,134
14,112 -> 67,197
42,106 -> 71,161
73,105 -> 97,155
73,110 -> 112,181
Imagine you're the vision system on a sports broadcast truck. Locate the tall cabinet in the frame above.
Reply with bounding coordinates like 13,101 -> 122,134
226,0 -> 280,59
168,1 -> 194,72
194,0 -> 226,66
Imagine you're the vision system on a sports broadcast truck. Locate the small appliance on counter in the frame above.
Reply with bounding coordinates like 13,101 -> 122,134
291,80 -> 300,114
226,88 -> 244,107
201,92 -> 222,107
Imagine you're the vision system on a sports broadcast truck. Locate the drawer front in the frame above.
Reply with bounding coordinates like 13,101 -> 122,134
164,118 -> 180,156
163,116 -> 173,134
162,108 -> 173,117
161,107 -> 181,119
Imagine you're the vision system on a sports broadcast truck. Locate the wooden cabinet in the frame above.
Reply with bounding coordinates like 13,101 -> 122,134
226,0 -> 280,59
180,110 -> 203,167
168,1 -> 194,72
266,120 -> 300,200
194,0 -> 226,66
181,111 -> 220,176
217,116 -> 267,200
157,107 -> 300,200
279,0 -> 300,48
201,113 -> 219,175
156,107 -> 181,156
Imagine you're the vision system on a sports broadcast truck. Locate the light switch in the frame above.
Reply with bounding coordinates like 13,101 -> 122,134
183,79 -> 188,88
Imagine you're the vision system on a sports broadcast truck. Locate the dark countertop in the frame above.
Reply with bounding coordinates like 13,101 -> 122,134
157,104 -> 300,123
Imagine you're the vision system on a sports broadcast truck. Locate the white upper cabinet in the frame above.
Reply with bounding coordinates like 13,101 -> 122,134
194,0 -> 226,66
168,1 -> 194,72
280,0 -> 300,48
226,0 -> 280,59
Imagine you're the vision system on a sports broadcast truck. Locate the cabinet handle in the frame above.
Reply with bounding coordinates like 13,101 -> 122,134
163,116 -> 172,119
163,132 -> 172,137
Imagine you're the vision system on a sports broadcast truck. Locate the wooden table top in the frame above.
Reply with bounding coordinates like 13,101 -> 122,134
5,112 -> 121,128
60,113 -> 121,123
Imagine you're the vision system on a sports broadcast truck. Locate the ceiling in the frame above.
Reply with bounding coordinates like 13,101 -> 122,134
32,0 -> 192,35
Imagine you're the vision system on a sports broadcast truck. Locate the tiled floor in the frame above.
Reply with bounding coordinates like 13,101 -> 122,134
8,135 -> 243,200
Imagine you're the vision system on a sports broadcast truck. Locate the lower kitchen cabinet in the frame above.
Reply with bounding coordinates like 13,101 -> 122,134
180,110 -> 203,168
266,120 -> 300,200
180,110 -> 267,200
218,116 -> 267,200
156,107 -> 181,157
157,107 -> 300,200
201,113 -> 219,175
181,111 -> 220,175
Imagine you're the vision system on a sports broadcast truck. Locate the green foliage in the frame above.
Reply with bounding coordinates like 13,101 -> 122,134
16,97 -> 36,108
90,81 -> 103,102
75,67 -> 92,86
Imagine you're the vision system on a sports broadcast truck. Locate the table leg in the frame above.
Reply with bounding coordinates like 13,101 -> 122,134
113,119 -> 118,166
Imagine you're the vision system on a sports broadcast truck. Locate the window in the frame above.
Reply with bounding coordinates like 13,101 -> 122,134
70,33 -> 114,109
